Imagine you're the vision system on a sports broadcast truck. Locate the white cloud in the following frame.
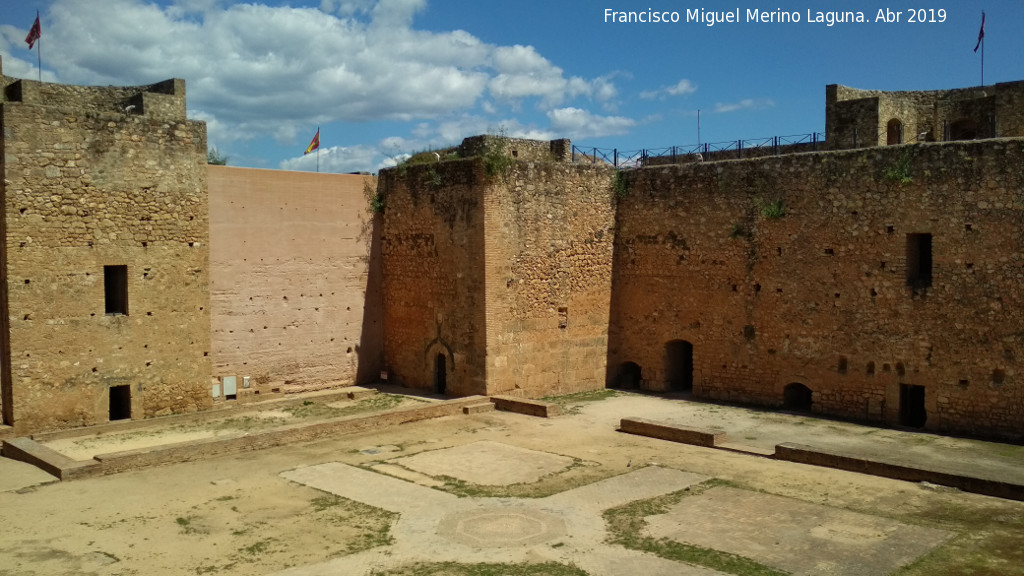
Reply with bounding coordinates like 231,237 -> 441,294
20,0 -> 617,150
640,79 -> 697,100
547,108 -> 635,139
714,98 -> 774,113
0,25 -> 59,82
279,144 -> 380,173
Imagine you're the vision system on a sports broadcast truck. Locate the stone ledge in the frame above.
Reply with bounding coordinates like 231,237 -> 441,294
462,403 -> 496,414
30,386 -> 376,442
490,396 -> 561,418
774,442 -> 1024,502
1,437 -> 99,480
618,417 -> 727,448
9,396 -> 488,481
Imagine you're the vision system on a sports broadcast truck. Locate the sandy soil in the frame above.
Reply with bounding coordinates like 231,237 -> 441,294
1,391 -> 1022,576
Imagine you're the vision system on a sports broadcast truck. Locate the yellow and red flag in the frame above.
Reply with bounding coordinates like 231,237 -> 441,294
304,129 -> 320,155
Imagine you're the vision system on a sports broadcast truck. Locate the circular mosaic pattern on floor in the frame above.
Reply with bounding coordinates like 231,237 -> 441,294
438,507 -> 566,548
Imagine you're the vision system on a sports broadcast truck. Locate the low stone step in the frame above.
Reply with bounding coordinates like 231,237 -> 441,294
462,403 -> 495,414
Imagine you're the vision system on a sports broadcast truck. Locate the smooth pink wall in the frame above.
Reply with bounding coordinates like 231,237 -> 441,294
208,166 -> 381,392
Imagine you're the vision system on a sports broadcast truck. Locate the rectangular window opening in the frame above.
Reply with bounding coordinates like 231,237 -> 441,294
906,233 -> 932,289
105,265 -> 129,315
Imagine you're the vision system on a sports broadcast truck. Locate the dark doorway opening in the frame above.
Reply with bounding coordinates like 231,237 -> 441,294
783,382 -> 813,411
615,362 -> 642,389
886,119 -> 903,145
900,384 -> 927,428
109,385 -> 131,421
949,118 -> 977,141
434,353 -> 447,395
664,340 -> 694,391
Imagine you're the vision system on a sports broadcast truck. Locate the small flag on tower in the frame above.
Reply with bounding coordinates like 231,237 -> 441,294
974,11 -> 985,53
25,12 -> 41,49
304,129 -> 320,155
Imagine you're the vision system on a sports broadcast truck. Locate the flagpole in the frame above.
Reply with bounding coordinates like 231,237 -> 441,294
36,11 -> 42,82
981,33 -> 985,87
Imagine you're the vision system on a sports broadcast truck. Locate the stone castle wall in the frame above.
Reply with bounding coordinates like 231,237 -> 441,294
378,161 -> 489,395
482,163 -> 617,397
610,139 -> 1024,439
827,80 -> 1024,148
379,157 -> 617,399
1,74 -> 211,433
207,167 -> 381,397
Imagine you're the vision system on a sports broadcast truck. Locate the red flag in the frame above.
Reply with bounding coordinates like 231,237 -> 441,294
974,11 -> 985,52
25,13 -> 41,50
304,129 -> 320,155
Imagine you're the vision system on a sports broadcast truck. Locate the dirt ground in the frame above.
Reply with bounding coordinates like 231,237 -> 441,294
1,390 -> 1022,576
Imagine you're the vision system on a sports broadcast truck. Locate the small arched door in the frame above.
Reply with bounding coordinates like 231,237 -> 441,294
783,382 -> 813,412
886,119 -> 903,145
616,362 -> 642,389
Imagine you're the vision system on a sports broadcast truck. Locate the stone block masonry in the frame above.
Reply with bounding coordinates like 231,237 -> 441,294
379,151 -> 616,398
609,139 -> 1024,440
1,67 -> 211,434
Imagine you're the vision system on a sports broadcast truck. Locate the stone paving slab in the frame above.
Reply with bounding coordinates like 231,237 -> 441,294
391,440 -> 576,486
543,465 -> 706,511
645,486 -> 952,576
369,463 -> 445,487
281,460 -> 458,513
275,454 -> 720,576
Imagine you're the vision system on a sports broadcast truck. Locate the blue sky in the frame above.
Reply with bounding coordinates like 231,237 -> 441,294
2,0 -> 1022,173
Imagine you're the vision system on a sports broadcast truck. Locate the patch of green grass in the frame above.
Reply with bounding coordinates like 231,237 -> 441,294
369,562 -> 588,576
604,479 -> 787,576
309,493 -> 398,554
425,456 -> 603,499
239,538 -> 275,556
310,494 -> 347,512
175,515 -> 206,535
753,196 -> 786,220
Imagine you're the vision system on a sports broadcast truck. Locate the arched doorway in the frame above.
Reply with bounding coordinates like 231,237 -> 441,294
434,353 -> 447,395
886,119 -> 903,145
616,362 -> 642,389
783,382 -> 813,411
664,340 -> 694,391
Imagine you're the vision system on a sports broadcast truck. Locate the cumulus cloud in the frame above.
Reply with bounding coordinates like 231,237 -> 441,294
0,25 -> 58,82
640,79 -> 697,100
714,98 -> 774,113
547,108 -> 635,139
0,0 -> 638,172
22,0 -> 619,144
280,144 -> 380,173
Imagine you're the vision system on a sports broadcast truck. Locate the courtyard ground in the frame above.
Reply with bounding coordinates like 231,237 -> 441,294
0,389 -> 1022,576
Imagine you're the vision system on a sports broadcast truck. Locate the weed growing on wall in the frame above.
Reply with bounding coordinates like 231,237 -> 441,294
753,196 -> 786,219
884,150 -> 915,184
206,147 -> 229,165
365,181 -> 385,214
482,130 -> 515,178
613,171 -> 630,199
